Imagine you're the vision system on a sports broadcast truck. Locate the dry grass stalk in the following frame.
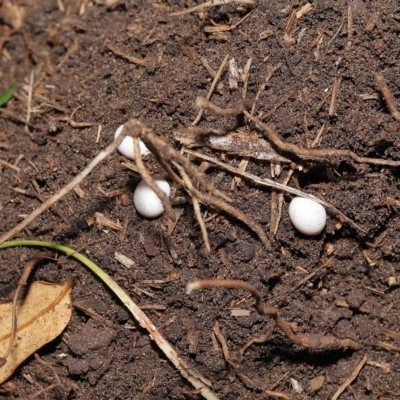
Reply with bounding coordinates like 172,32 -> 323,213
184,148 -> 365,233
241,58 -> 252,99
133,135 -> 176,221
331,356 -> 367,400
329,76 -> 342,116
105,43 -> 148,66
0,159 -> 20,172
311,123 -> 326,148
270,167 -> 295,239
326,20 -> 344,53
25,71 -> 34,132
192,54 -> 229,125
375,73 -> 400,122
174,163 -> 211,252
127,119 -> 231,203
170,0 -> 254,17
0,128 -> 129,245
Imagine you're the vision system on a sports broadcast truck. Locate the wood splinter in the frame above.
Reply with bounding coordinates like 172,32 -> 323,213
375,73 -> 400,122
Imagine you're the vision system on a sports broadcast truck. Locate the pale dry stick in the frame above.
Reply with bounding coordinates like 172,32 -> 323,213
265,390 -> 290,400
188,279 -> 361,350
0,130 -> 128,245
173,162 -> 211,252
250,63 -> 282,115
326,20 -> 344,53
115,290 -> 219,400
184,148 -> 365,233
212,322 -> 236,368
272,167 -> 295,238
65,105 -> 82,126
233,56 -> 252,188
375,73 -> 400,122
0,159 -> 21,172
329,76 -> 342,117
192,54 -> 229,126
241,58 -> 252,99
25,71 -> 34,132
133,136 -> 176,221
128,119 -> 232,203
311,123 -> 326,148
230,156 -> 249,189
347,1 -> 353,49
331,356 -> 367,400
105,43 -> 148,66
201,57 -> 217,78
0,108 -> 37,128
170,0 -> 254,17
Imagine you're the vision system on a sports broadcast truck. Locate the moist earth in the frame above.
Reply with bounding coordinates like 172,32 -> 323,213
0,0 -> 399,399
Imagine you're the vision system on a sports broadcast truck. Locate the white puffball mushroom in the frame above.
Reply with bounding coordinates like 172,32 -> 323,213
114,124 -> 151,160
133,177 -> 171,218
288,197 -> 327,236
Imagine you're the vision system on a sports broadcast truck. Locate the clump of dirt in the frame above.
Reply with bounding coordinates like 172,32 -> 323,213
0,0 -> 399,399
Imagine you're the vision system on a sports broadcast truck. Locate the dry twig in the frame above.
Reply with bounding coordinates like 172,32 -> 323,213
375,73 -> 400,122
105,43 -> 148,66
192,55 -> 229,125
133,136 -> 175,221
329,76 -> 342,117
184,148 -> 365,233
174,163 -> 211,252
171,0 -> 254,17
0,159 -> 21,172
331,356 -> 367,400
0,128 -> 128,245
196,96 -> 400,167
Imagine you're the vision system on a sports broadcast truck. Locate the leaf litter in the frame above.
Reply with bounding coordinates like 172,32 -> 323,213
0,280 -> 72,384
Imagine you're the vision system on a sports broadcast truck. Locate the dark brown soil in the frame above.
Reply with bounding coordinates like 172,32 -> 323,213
1,0 -> 400,399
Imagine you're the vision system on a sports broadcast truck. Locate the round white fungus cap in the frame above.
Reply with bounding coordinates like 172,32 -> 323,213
288,197 -> 327,236
114,124 -> 151,160
133,177 -> 171,218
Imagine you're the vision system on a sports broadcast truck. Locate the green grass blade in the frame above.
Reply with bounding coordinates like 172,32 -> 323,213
0,85 -> 18,107
0,240 -> 133,308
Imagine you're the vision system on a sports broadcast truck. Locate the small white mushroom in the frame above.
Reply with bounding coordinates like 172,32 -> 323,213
114,124 -> 150,160
288,197 -> 327,235
133,177 -> 171,218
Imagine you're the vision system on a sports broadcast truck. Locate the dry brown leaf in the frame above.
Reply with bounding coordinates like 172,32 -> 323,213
1,0 -> 25,30
0,280 -> 73,384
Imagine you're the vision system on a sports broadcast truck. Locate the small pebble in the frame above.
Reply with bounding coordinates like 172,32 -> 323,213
133,177 -> 170,218
288,197 -> 327,235
114,124 -> 150,160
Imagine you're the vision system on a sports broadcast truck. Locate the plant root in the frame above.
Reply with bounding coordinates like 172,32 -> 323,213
196,96 -> 400,167
188,279 -> 361,350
